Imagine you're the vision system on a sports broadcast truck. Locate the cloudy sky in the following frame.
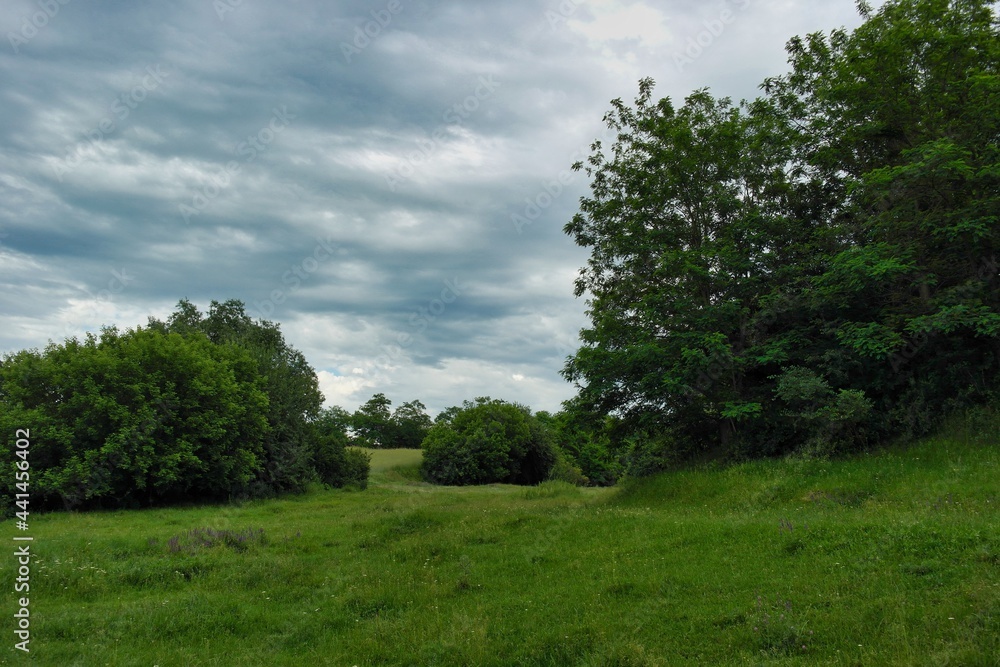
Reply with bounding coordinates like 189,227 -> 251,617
0,0 -> 876,417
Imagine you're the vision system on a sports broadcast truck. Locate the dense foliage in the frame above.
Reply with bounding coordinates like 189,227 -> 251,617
0,300 -> 368,511
563,0 -> 1000,466
313,406 -> 372,490
536,400 -> 624,486
421,398 -> 556,485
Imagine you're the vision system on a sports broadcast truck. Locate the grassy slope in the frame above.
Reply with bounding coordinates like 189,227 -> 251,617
3,416 -> 999,666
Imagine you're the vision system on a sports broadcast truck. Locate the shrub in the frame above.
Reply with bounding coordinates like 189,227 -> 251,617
622,430 -> 679,479
536,405 -> 624,486
773,367 -> 874,456
420,399 -> 556,486
311,426 -> 370,490
0,299 -> 371,512
548,452 -> 589,486
0,327 -> 270,510
337,448 -> 372,489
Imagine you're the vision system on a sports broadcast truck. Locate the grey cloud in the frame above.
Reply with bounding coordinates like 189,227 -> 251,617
0,0 -> 874,415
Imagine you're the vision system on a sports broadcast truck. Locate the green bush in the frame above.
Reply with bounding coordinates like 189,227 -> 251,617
535,405 -> 624,486
317,447 -> 371,489
421,399 -> 556,486
547,452 -> 589,486
0,299 -> 371,512
0,327 -> 269,510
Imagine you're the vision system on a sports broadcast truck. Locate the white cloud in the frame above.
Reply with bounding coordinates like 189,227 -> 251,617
568,2 -> 672,48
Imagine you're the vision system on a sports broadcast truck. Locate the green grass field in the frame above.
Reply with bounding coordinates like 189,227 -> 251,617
3,413 -> 999,666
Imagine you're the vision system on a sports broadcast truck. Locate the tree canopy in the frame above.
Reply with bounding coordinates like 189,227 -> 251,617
563,0 -> 1000,465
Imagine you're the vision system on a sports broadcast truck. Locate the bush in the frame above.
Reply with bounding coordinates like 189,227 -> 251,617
0,327 -> 270,510
548,452 -> 589,486
773,367 -> 874,456
0,299 -> 371,512
622,430 -> 680,479
536,405 -> 624,486
333,448 -> 372,489
420,399 -> 556,486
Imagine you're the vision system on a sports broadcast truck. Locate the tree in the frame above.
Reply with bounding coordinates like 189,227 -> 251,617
348,394 -> 433,448
563,79 -> 803,458
563,0 -> 1000,464
537,400 -> 625,486
351,393 -> 394,448
420,399 -> 556,485
392,400 -> 432,448
315,405 -> 353,440
767,0 -> 1000,437
311,406 -> 371,490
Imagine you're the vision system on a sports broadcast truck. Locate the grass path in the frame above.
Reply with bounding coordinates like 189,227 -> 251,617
3,428 -> 999,665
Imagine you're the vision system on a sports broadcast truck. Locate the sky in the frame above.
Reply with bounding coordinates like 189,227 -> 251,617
0,0 -> 878,418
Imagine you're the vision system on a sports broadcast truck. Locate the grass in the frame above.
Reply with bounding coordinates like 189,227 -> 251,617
3,415 -> 999,666
358,446 -> 423,483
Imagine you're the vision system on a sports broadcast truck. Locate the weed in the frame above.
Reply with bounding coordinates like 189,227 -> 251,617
164,527 -> 266,554
455,554 -> 473,591
749,593 -> 813,656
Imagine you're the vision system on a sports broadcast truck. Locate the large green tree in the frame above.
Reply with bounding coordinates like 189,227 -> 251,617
392,400 -> 433,449
351,393 -> 394,448
765,0 -> 1000,437
564,0 -> 1000,463
349,394 -> 432,448
563,81 -> 806,456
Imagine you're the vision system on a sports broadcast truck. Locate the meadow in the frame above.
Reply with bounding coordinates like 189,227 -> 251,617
3,412 -> 999,666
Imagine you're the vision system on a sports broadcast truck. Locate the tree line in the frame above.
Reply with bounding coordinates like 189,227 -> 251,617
0,300 -> 626,514
320,393 -> 433,450
6,0 -> 993,511
324,394 -> 625,488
